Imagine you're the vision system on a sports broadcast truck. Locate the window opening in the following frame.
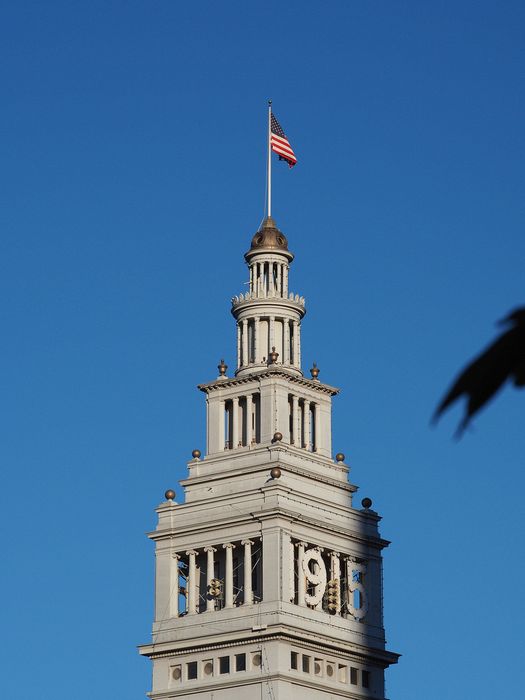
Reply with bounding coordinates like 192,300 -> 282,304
187,662 -> 198,680
235,653 -> 246,672
254,394 -> 261,444
248,320 -> 255,363
224,400 -> 232,449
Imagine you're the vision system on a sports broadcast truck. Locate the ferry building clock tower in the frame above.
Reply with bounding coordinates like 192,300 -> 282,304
139,215 -> 399,698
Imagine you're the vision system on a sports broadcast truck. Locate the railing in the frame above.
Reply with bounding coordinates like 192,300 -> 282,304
231,290 -> 305,307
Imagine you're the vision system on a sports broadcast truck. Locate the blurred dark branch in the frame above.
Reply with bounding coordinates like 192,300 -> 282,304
433,307 -> 525,437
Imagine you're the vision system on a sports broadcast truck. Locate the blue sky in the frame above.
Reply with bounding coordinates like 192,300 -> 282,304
2,2 -> 525,698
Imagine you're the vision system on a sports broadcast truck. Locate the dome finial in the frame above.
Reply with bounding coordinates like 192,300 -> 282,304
261,215 -> 277,230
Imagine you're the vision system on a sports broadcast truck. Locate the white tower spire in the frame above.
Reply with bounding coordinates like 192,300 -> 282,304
139,217 -> 400,698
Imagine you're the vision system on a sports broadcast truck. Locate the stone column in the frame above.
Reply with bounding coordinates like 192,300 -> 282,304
283,265 -> 289,296
259,263 -> 263,296
249,265 -> 253,293
254,317 -> 260,363
186,550 -> 199,615
277,264 -> 282,295
219,400 -> 225,451
284,319 -> 290,364
292,395 -> 299,445
236,323 -> 241,368
304,403 -> 312,451
292,320 -> 298,366
170,552 -> 181,618
241,319 -> 248,366
289,539 -> 295,601
313,402 -> 320,452
269,316 -> 275,357
241,539 -> 254,605
232,397 -> 239,448
296,541 -> 307,606
223,543 -> 236,608
204,546 -> 217,612
245,394 -> 253,446
330,551 -> 341,612
313,547 -> 324,611
269,262 -> 274,294
296,321 -> 301,368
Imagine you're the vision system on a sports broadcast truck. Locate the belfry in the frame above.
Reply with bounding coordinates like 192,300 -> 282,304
139,215 -> 400,698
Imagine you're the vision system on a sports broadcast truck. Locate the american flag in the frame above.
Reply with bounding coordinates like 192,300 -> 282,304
271,113 -> 297,168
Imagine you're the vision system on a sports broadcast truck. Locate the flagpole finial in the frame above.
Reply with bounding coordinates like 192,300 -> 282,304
268,99 -> 272,106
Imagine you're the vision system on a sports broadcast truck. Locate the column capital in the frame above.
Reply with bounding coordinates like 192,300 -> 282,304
330,551 -> 341,559
203,546 -> 217,553
223,542 -> 236,550
295,541 -> 308,549
185,549 -> 199,556
345,555 -> 362,564
171,551 -> 181,560
241,539 -> 254,546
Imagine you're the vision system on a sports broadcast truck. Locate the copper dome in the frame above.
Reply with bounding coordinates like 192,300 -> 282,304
245,216 -> 294,261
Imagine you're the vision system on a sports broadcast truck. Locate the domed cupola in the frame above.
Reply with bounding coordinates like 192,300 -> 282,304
231,217 -> 306,378
245,216 -> 294,262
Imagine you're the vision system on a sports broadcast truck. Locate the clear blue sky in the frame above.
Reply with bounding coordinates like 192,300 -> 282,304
2,2 -> 525,698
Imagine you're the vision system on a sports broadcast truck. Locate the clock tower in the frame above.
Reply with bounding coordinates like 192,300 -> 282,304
139,215 -> 399,698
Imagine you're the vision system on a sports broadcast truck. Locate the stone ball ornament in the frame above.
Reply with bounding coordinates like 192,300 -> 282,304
335,452 -> 345,462
192,449 -> 201,459
270,466 -> 282,479
361,497 -> 373,509
273,431 -> 283,442
164,489 -> 176,501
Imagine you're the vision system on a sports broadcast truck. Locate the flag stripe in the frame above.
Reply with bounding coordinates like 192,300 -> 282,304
271,141 -> 295,156
270,133 -> 290,147
271,143 -> 296,161
270,112 -> 297,168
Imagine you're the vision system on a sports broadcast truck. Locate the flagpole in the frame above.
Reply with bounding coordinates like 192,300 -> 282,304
267,100 -> 272,218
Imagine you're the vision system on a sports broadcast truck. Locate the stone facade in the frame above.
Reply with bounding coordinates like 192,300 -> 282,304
139,216 -> 399,698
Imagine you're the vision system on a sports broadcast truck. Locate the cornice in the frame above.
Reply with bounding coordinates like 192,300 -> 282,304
198,368 -> 339,395
139,628 -> 399,667
149,503 -> 389,551
179,457 -> 352,491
